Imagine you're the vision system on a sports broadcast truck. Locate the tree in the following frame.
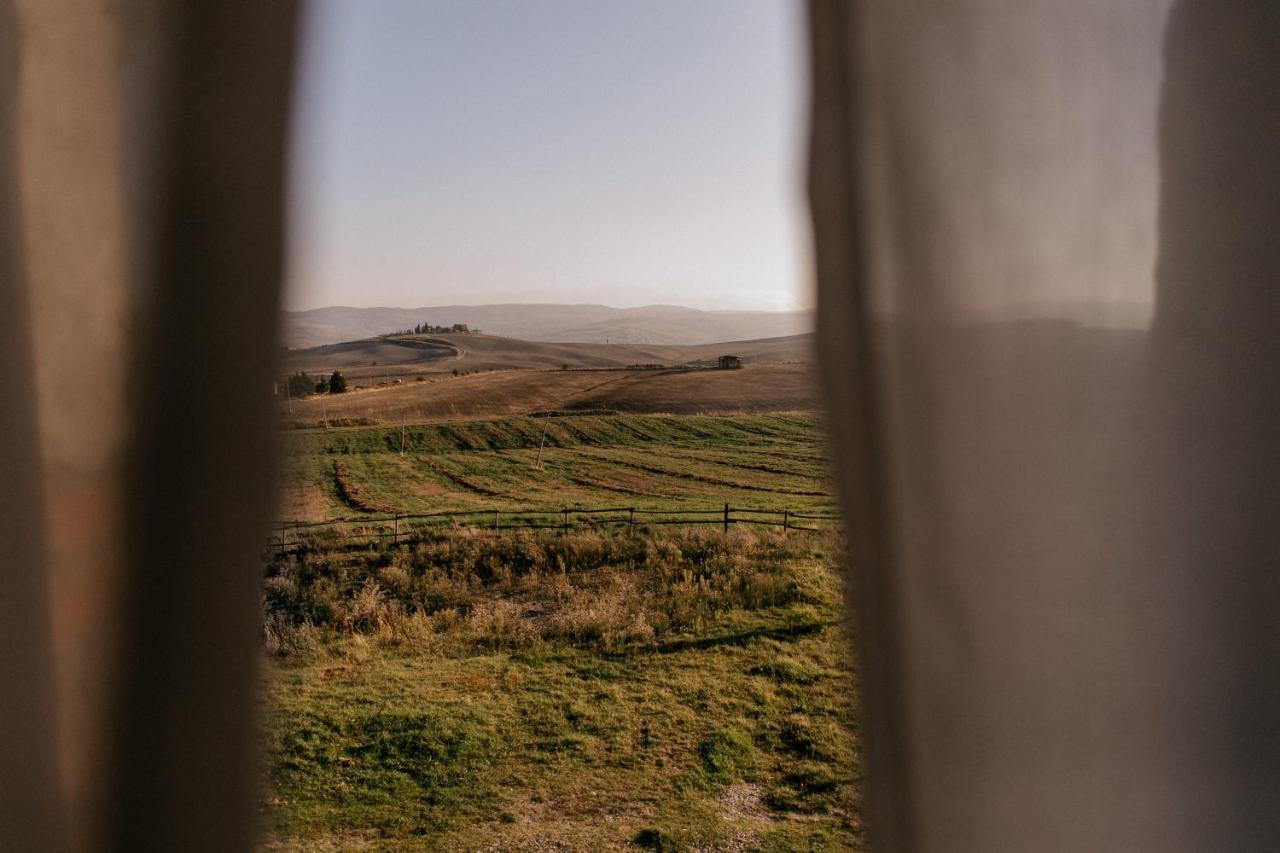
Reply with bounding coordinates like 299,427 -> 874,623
328,370 -> 347,394
286,372 -> 314,397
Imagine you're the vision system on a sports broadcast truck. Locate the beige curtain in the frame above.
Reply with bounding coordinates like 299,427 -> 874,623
1,2 -> 298,850
810,1 -> 1280,850
5,2 -> 1279,850
0,4 -> 63,848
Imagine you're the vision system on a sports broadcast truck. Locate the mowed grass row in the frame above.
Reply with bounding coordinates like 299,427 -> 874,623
284,412 -> 821,456
278,413 -> 835,522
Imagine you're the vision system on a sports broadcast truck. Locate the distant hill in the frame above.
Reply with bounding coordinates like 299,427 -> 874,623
282,332 -> 814,378
283,304 -> 812,349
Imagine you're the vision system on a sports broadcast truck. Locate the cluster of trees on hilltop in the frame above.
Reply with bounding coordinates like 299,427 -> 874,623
384,322 -> 471,336
282,370 -> 346,397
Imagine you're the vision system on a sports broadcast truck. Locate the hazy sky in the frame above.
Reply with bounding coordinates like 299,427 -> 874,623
285,0 -> 810,313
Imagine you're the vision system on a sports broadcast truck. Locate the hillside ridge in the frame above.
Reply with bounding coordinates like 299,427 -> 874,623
283,303 -> 813,348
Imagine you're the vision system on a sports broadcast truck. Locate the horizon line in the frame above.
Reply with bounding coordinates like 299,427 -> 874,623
284,301 -> 816,315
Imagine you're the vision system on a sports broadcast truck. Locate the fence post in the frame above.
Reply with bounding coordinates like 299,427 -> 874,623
494,508 -> 500,531
723,502 -> 729,533
393,513 -> 399,545
629,507 -> 635,531
783,509 -> 789,531
563,507 -> 569,533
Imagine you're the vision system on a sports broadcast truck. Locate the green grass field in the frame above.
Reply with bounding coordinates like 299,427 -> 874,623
277,413 -> 835,523
262,413 -> 860,851
260,527 -> 861,851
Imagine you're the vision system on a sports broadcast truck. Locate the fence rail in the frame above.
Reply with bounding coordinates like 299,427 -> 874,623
268,503 -> 843,551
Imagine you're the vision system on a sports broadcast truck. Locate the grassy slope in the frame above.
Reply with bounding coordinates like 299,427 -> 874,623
260,529 -> 862,851
282,332 -> 814,377
283,363 -> 816,425
560,365 -> 815,415
262,630 -> 860,851
277,413 -> 833,523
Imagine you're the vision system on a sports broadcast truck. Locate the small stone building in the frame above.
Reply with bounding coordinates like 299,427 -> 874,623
717,354 -> 744,369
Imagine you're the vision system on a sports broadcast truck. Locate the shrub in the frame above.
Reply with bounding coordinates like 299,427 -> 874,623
263,575 -> 298,606
285,372 -> 314,397
344,580 -> 387,632
379,564 -> 412,593
263,612 -> 321,658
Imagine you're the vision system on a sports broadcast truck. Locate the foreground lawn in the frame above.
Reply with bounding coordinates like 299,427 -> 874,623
258,528 -> 862,850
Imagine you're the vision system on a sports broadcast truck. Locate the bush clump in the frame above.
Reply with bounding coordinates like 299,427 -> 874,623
262,526 -> 839,656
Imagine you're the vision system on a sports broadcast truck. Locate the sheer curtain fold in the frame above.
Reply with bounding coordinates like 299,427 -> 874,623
107,4 -> 300,850
6,2 -> 1280,849
810,1 -> 1280,850
0,2 -> 65,848
1,2 -> 298,850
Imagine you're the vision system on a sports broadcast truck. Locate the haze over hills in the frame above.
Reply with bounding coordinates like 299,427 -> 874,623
282,303 -> 813,349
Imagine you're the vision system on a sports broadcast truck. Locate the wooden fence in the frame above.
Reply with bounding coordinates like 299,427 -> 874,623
268,503 -> 842,551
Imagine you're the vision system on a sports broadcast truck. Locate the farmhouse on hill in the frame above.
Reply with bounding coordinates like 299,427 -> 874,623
717,354 -> 744,369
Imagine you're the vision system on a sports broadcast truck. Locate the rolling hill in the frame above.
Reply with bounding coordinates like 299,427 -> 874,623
278,331 -> 817,422
283,304 -> 812,349
282,363 -> 816,423
282,331 -> 813,378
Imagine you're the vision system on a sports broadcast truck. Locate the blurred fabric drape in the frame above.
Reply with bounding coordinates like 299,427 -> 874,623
810,1 -> 1280,850
7,1 -> 1280,850
1,2 -> 298,850
0,1 -> 64,848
